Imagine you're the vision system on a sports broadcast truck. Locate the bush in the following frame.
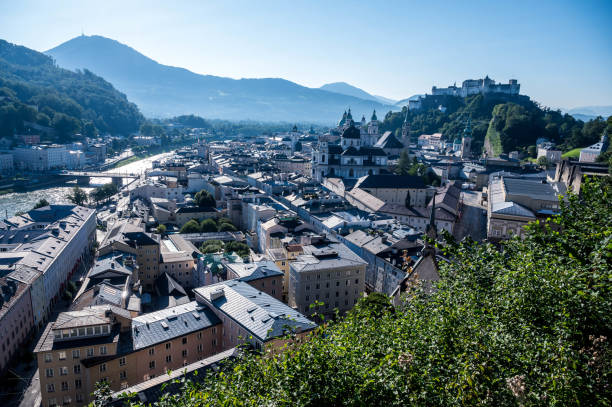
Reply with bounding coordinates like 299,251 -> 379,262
218,222 -> 238,232
200,239 -> 224,254
199,218 -> 218,233
179,219 -> 200,234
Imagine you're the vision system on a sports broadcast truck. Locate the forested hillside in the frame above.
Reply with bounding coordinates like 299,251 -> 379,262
116,177 -> 611,406
383,93 -> 610,156
0,39 -> 143,142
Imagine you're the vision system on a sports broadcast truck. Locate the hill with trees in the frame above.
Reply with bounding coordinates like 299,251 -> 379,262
0,39 -> 143,142
115,176 -> 611,406
381,93 -> 611,157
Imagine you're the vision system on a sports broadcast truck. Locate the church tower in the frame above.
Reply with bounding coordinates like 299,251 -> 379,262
461,117 -> 473,159
401,112 -> 410,149
366,110 -> 379,146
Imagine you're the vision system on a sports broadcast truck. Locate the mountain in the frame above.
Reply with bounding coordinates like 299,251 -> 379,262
565,105 -> 612,122
46,36 -> 395,123
319,82 -> 396,105
0,39 -> 143,140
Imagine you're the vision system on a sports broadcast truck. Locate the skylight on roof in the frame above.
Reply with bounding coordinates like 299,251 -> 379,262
161,321 -> 169,329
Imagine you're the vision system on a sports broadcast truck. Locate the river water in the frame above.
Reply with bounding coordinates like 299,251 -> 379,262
0,151 -> 174,218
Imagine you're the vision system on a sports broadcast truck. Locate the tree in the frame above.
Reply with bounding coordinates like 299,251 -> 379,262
194,190 -> 216,208
156,224 -> 167,235
537,156 -> 548,167
527,145 -> 537,158
200,239 -> 224,254
179,219 -> 200,234
395,150 -> 411,175
219,222 -> 238,232
33,198 -> 49,209
224,241 -> 250,257
66,186 -> 88,206
199,218 -> 218,233
92,379 -> 112,407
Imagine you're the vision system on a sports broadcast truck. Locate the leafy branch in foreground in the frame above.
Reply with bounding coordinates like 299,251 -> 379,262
118,178 -> 611,407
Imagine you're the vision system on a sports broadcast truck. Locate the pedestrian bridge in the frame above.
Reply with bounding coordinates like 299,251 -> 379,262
51,171 -> 140,186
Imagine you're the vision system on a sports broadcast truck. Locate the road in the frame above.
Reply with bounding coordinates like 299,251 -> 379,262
453,190 -> 487,241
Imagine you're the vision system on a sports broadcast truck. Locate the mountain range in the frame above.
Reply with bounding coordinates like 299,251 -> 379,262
319,82 -> 397,105
46,35 -> 398,123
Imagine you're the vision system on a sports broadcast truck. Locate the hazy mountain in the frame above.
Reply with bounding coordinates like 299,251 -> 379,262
319,82 -> 396,105
46,35 -> 395,123
565,106 -> 612,122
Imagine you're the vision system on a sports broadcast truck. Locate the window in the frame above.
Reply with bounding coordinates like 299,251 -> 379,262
102,325 -> 109,334
45,353 -> 52,363
355,279 -> 359,284
336,281 -> 340,287
58,352 -> 65,361
100,364 -> 106,373
120,370 -> 127,379
119,357 -> 126,366
149,361 -> 155,369
76,394 -> 83,402
86,327 -> 93,335
87,348 -> 94,357
305,285 -> 310,291
182,337 -> 187,345
149,348 -> 155,355
48,398 -> 57,407
60,366 -> 68,376
212,328 -> 216,334
73,365 -> 80,374
61,381 -> 68,391
165,343 -> 171,350
165,355 -> 172,363
99,346 -> 107,355
197,344 -> 203,352
47,384 -> 55,393
74,378 -> 82,389
46,368 -> 54,377
182,350 -> 187,357
71,328 -> 78,337
212,338 -> 217,346
72,350 -> 80,359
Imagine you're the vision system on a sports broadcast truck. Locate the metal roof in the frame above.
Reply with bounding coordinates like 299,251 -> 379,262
195,280 -> 316,342
130,301 -> 221,350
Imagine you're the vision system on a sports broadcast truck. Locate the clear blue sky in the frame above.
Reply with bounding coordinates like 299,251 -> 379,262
1,0 -> 611,109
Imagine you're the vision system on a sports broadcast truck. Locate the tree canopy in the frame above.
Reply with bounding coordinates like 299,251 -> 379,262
120,176 -> 611,406
194,190 -> 216,208
0,39 -> 143,141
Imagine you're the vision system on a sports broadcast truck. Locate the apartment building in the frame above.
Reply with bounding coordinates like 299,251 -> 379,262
98,221 -> 160,292
0,205 -> 96,328
159,235 -> 200,290
289,239 -> 367,317
35,303 -> 222,407
0,277 -> 34,372
225,261 -> 283,301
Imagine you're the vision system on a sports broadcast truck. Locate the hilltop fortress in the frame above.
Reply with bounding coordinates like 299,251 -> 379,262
432,76 -> 519,98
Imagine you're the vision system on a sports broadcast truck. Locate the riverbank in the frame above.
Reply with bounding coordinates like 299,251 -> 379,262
111,141 -> 193,169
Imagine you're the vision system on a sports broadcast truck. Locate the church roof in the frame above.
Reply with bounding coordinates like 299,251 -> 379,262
371,110 -> 378,121
374,131 -> 404,149
341,147 -> 387,157
355,174 -> 426,189
342,125 -> 361,139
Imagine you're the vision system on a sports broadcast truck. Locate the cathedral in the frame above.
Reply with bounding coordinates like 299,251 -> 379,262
312,109 -> 407,182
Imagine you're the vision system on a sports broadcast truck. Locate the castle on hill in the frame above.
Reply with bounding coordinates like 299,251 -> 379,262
431,76 -> 519,98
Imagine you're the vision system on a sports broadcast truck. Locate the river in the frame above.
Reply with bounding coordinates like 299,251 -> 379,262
0,151 -> 174,218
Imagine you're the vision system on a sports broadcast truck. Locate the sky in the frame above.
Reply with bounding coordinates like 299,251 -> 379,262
1,0 -> 611,110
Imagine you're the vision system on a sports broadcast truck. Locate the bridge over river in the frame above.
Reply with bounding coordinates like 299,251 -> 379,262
51,171 -> 141,186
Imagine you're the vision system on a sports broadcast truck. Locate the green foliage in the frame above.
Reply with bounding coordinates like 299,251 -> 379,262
125,177 -> 611,406
200,239 -> 224,254
218,222 -> 238,232
537,156 -> 548,167
92,379 -> 112,407
170,114 -> 210,128
224,241 -> 249,258
66,186 -> 88,206
194,189 -> 216,208
89,183 -> 118,203
527,145 -> 537,158
199,218 -> 218,233
395,151 -> 440,186
33,198 -> 49,209
179,219 -> 201,234
381,93 -> 604,155
156,224 -> 167,235
0,40 -> 143,140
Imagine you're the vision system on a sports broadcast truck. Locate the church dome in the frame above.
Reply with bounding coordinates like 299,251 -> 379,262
342,125 -> 361,139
